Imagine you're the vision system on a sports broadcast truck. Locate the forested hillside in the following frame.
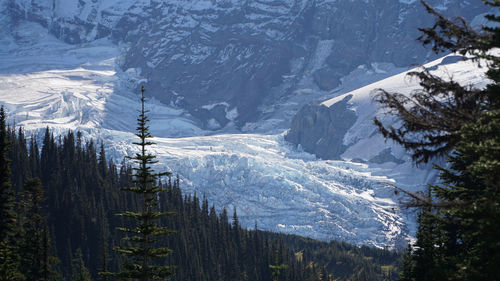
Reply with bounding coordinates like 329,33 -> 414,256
0,117 -> 401,280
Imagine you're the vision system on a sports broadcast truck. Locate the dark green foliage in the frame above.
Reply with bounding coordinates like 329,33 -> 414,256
1,111 -> 403,281
0,106 -> 24,280
19,178 -> 59,281
0,106 -> 16,245
0,241 -> 24,281
373,69 -> 483,164
72,248 -> 92,281
269,250 -> 288,281
373,0 -> 491,164
374,1 -> 500,280
431,108 -> 500,280
410,208 -> 445,281
0,112 -> 59,281
103,86 -> 175,280
398,245 -> 413,281
417,1 -> 484,55
270,234 -> 401,281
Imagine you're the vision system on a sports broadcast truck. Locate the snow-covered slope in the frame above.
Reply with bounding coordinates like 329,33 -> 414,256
5,0 -> 488,130
286,54 -> 489,190
0,20 -> 416,248
0,21 -> 203,137
324,56 -> 488,160
0,1 -> 490,249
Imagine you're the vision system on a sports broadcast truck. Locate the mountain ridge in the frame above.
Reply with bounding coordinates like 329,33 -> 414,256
4,0 -> 488,129
0,0 -> 490,248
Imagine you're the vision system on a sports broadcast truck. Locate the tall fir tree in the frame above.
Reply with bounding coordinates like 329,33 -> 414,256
101,86 -> 175,280
72,248 -> 93,281
19,178 -> 58,281
0,106 -> 24,280
374,1 -> 500,280
399,244 -> 413,281
0,106 -> 15,242
269,250 -> 287,281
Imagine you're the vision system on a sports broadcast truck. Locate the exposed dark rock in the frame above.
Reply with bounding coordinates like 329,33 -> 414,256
369,148 -> 405,164
313,68 -> 341,91
6,0 -> 488,130
119,0 -> 486,129
285,95 -> 356,159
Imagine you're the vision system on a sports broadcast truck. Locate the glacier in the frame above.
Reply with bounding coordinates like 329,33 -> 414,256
0,20 -> 412,248
0,4 -> 489,248
7,0 -> 486,129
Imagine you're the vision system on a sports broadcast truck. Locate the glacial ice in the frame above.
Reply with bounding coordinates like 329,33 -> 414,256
0,20 -> 414,248
1,4 -> 487,247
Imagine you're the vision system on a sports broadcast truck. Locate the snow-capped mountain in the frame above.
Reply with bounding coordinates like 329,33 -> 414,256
4,0 -> 488,130
0,22 -> 409,247
285,54 -> 489,189
0,0 -> 490,248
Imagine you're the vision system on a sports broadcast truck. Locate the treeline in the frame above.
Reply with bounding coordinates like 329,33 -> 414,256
1,122 -> 401,280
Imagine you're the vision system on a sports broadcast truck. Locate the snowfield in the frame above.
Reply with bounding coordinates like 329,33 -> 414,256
0,20 -> 488,248
319,54 -> 490,191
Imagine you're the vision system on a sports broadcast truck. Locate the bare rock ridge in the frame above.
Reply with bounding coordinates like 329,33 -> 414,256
285,94 -> 356,159
4,0 -> 487,129
0,0 -> 490,248
285,54 -> 489,165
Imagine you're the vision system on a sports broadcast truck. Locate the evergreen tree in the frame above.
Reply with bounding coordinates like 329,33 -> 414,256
19,178 -> 58,281
373,0 -> 488,164
101,86 -> 175,280
269,250 -> 287,281
73,248 -> 93,281
399,245 -> 413,281
41,224 -> 60,281
0,106 -> 15,242
1,109 -> 402,281
374,1 -> 500,280
0,106 -> 24,280
28,136 -> 40,179
98,143 -> 108,179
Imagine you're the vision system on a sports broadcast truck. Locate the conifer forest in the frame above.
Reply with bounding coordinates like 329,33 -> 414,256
0,101 -> 400,280
0,0 -> 499,281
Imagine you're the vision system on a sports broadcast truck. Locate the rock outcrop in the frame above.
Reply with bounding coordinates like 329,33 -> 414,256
5,0 -> 488,129
285,95 -> 356,159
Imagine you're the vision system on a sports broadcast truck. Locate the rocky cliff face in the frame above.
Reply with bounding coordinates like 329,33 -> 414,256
4,0 -> 487,129
0,0 -> 490,248
285,54 -> 489,169
284,95 -> 356,159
